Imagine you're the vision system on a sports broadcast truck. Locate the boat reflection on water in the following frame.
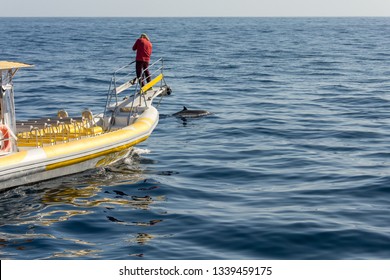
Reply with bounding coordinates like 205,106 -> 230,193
0,150 -> 167,259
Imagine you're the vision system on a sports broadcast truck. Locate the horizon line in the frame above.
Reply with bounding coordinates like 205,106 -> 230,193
0,15 -> 390,18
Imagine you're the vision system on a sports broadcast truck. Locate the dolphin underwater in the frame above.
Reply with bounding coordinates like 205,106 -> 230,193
173,106 -> 212,118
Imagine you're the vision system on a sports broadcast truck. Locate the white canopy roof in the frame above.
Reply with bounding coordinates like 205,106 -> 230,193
0,61 -> 33,71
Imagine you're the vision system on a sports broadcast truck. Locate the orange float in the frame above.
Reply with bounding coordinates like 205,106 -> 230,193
0,125 -> 12,153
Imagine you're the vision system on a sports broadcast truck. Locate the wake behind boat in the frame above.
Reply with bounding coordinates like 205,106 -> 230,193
0,59 -> 171,190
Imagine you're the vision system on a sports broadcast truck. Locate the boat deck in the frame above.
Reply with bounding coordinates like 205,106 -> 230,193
16,112 -> 103,148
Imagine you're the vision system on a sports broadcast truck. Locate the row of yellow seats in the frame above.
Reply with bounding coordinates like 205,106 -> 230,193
17,122 -> 103,147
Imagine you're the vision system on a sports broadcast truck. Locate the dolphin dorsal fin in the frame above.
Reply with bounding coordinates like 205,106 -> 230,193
183,106 -> 188,111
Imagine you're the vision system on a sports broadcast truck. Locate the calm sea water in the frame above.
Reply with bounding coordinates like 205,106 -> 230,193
1,17 -> 390,260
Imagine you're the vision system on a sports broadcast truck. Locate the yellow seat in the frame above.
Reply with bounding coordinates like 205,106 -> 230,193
17,138 -> 56,147
16,120 -> 104,147
65,124 -> 103,137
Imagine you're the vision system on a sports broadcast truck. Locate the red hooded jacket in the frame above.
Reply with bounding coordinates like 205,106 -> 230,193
132,38 -> 152,62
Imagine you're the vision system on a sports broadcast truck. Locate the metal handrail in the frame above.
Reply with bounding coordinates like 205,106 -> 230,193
104,61 -> 137,116
104,58 -> 166,119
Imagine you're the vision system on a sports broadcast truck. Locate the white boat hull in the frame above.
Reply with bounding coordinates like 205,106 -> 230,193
0,106 -> 158,190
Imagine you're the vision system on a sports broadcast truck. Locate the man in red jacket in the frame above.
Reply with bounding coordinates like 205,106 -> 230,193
132,33 -> 153,87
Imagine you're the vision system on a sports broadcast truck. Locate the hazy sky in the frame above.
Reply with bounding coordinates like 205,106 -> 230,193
0,0 -> 389,17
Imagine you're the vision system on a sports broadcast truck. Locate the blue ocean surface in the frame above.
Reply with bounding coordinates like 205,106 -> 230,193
1,17 -> 390,259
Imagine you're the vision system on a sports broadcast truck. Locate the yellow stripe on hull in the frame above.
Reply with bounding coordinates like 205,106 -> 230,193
45,135 -> 148,171
42,117 -> 153,159
0,151 -> 28,167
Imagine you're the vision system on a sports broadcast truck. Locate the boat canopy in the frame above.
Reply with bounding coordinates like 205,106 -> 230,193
0,61 -> 33,71
1,61 -> 33,153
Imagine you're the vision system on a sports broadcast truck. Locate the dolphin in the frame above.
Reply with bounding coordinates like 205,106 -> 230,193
173,106 -> 212,118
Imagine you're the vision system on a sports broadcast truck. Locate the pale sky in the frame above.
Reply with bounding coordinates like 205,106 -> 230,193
0,0 -> 389,17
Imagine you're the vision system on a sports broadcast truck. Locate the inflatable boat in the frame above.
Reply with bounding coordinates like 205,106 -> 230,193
0,59 -> 170,190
